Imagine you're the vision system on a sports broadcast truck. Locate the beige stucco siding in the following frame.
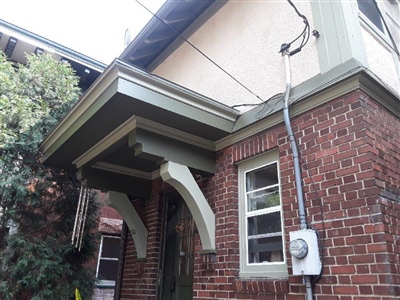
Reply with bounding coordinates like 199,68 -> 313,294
152,0 -> 320,110
360,26 -> 400,95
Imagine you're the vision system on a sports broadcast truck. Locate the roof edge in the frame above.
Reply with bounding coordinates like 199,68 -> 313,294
216,59 -> 400,150
0,19 -> 107,71
40,59 -> 240,157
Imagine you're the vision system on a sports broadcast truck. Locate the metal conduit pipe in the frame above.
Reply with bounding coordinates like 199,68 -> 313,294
282,53 -> 313,300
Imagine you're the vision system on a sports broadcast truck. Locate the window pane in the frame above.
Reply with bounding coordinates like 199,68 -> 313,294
98,259 -> 119,281
247,187 -> 280,212
357,0 -> 384,32
247,211 -> 281,236
102,237 -> 121,258
246,163 -> 278,192
248,235 -> 284,263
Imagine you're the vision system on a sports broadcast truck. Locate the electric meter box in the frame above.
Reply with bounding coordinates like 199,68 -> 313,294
289,229 -> 321,276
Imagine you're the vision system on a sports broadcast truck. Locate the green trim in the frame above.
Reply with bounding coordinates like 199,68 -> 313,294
160,162 -> 216,251
237,151 -> 288,279
117,77 -> 237,134
217,59 -> 400,150
78,166 -> 152,199
129,128 -> 216,174
104,192 -> 148,259
311,0 -> 367,73
40,78 -> 119,164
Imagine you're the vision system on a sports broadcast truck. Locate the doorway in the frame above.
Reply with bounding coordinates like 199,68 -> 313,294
160,195 -> 194,300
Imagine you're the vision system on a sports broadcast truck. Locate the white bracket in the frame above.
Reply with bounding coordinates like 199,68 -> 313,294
104,191 -> 148,260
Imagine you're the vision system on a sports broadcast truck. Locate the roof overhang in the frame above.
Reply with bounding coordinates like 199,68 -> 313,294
0,19 -> 106,90
40,58 -> 400,198
40,59 -> 239,197
120,0 -> 220,70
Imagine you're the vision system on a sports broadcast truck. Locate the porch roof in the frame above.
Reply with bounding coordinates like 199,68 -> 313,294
39,59 -> 239,196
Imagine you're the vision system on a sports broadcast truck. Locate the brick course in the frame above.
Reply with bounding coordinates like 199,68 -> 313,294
117,90 -> 400,299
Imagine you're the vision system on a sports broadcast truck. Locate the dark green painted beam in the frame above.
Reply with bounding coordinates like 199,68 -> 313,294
129,128 -> 216,175
78,166 -> 152,199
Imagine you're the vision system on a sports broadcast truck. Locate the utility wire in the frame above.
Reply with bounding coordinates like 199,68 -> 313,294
134,0 -> 265,102
280,0 -> 310,56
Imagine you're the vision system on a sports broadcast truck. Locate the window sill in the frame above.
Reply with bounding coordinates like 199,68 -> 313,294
96,280 -> 116,288
233,278 -> 289,294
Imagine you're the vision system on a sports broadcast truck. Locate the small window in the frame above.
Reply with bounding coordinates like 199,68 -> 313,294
96,235 -> 121,286
238,151 -> 288,278
357,0 -> 384,32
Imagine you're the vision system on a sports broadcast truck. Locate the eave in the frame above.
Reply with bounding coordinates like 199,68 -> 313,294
120,0 -> 218,70
39,59 -> 239,196
0,19 -> 106,90
40,57 -> 400,195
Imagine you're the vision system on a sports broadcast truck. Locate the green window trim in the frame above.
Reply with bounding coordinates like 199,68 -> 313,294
238,151 -> 288,278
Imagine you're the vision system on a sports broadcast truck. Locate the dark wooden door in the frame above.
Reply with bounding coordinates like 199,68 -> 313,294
161,197 -> 194,300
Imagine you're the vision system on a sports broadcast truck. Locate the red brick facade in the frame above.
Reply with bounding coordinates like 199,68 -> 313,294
118,89 -> 400,299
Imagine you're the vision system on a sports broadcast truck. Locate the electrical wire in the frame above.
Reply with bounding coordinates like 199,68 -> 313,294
280,0 -> 311,56
134,0 -> 266,102
231,103 -> 258,109
231,93 -> 283,117
255,93 -> 284,119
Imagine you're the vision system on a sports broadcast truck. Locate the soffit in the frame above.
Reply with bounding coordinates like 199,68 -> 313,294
120,0 -> 216,69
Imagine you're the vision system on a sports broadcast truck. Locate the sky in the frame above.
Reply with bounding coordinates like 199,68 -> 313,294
0,0 -> 166,64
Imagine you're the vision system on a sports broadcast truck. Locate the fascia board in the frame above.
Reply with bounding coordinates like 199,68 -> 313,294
39,61 -> 120,160
116,60 -> 239,123
40,60 -> 239,163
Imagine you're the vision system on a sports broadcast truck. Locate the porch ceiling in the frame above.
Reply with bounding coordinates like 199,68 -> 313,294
39,59 -> 239,197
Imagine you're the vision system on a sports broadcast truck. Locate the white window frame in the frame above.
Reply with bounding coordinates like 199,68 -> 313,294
357,0 -> 400,79
357,0 -> 399,52
96,235 -> 120,287
238,151 -> 288,278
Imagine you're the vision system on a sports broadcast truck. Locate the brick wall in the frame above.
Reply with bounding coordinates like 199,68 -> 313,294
119,179 -> 166,300
117,89 -> 400,299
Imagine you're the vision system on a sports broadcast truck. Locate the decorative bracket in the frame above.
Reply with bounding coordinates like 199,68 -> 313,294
160,161 -> 216,252
103,191 -> 148,260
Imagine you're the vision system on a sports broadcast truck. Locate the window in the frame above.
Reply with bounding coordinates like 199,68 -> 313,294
238,151 -> 288,278
357,0 -> 400,59
357,0 -> 384,32
96,235 -> 121,286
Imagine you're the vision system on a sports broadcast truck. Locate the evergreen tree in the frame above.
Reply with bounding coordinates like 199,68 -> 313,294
0,51 -> 100,300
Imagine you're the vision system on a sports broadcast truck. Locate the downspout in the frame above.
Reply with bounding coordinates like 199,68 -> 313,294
282,52 -> 313,300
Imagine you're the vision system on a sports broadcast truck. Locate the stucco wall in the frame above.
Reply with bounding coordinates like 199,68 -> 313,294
360,26 -> 400,94
152,0 -> 320,111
